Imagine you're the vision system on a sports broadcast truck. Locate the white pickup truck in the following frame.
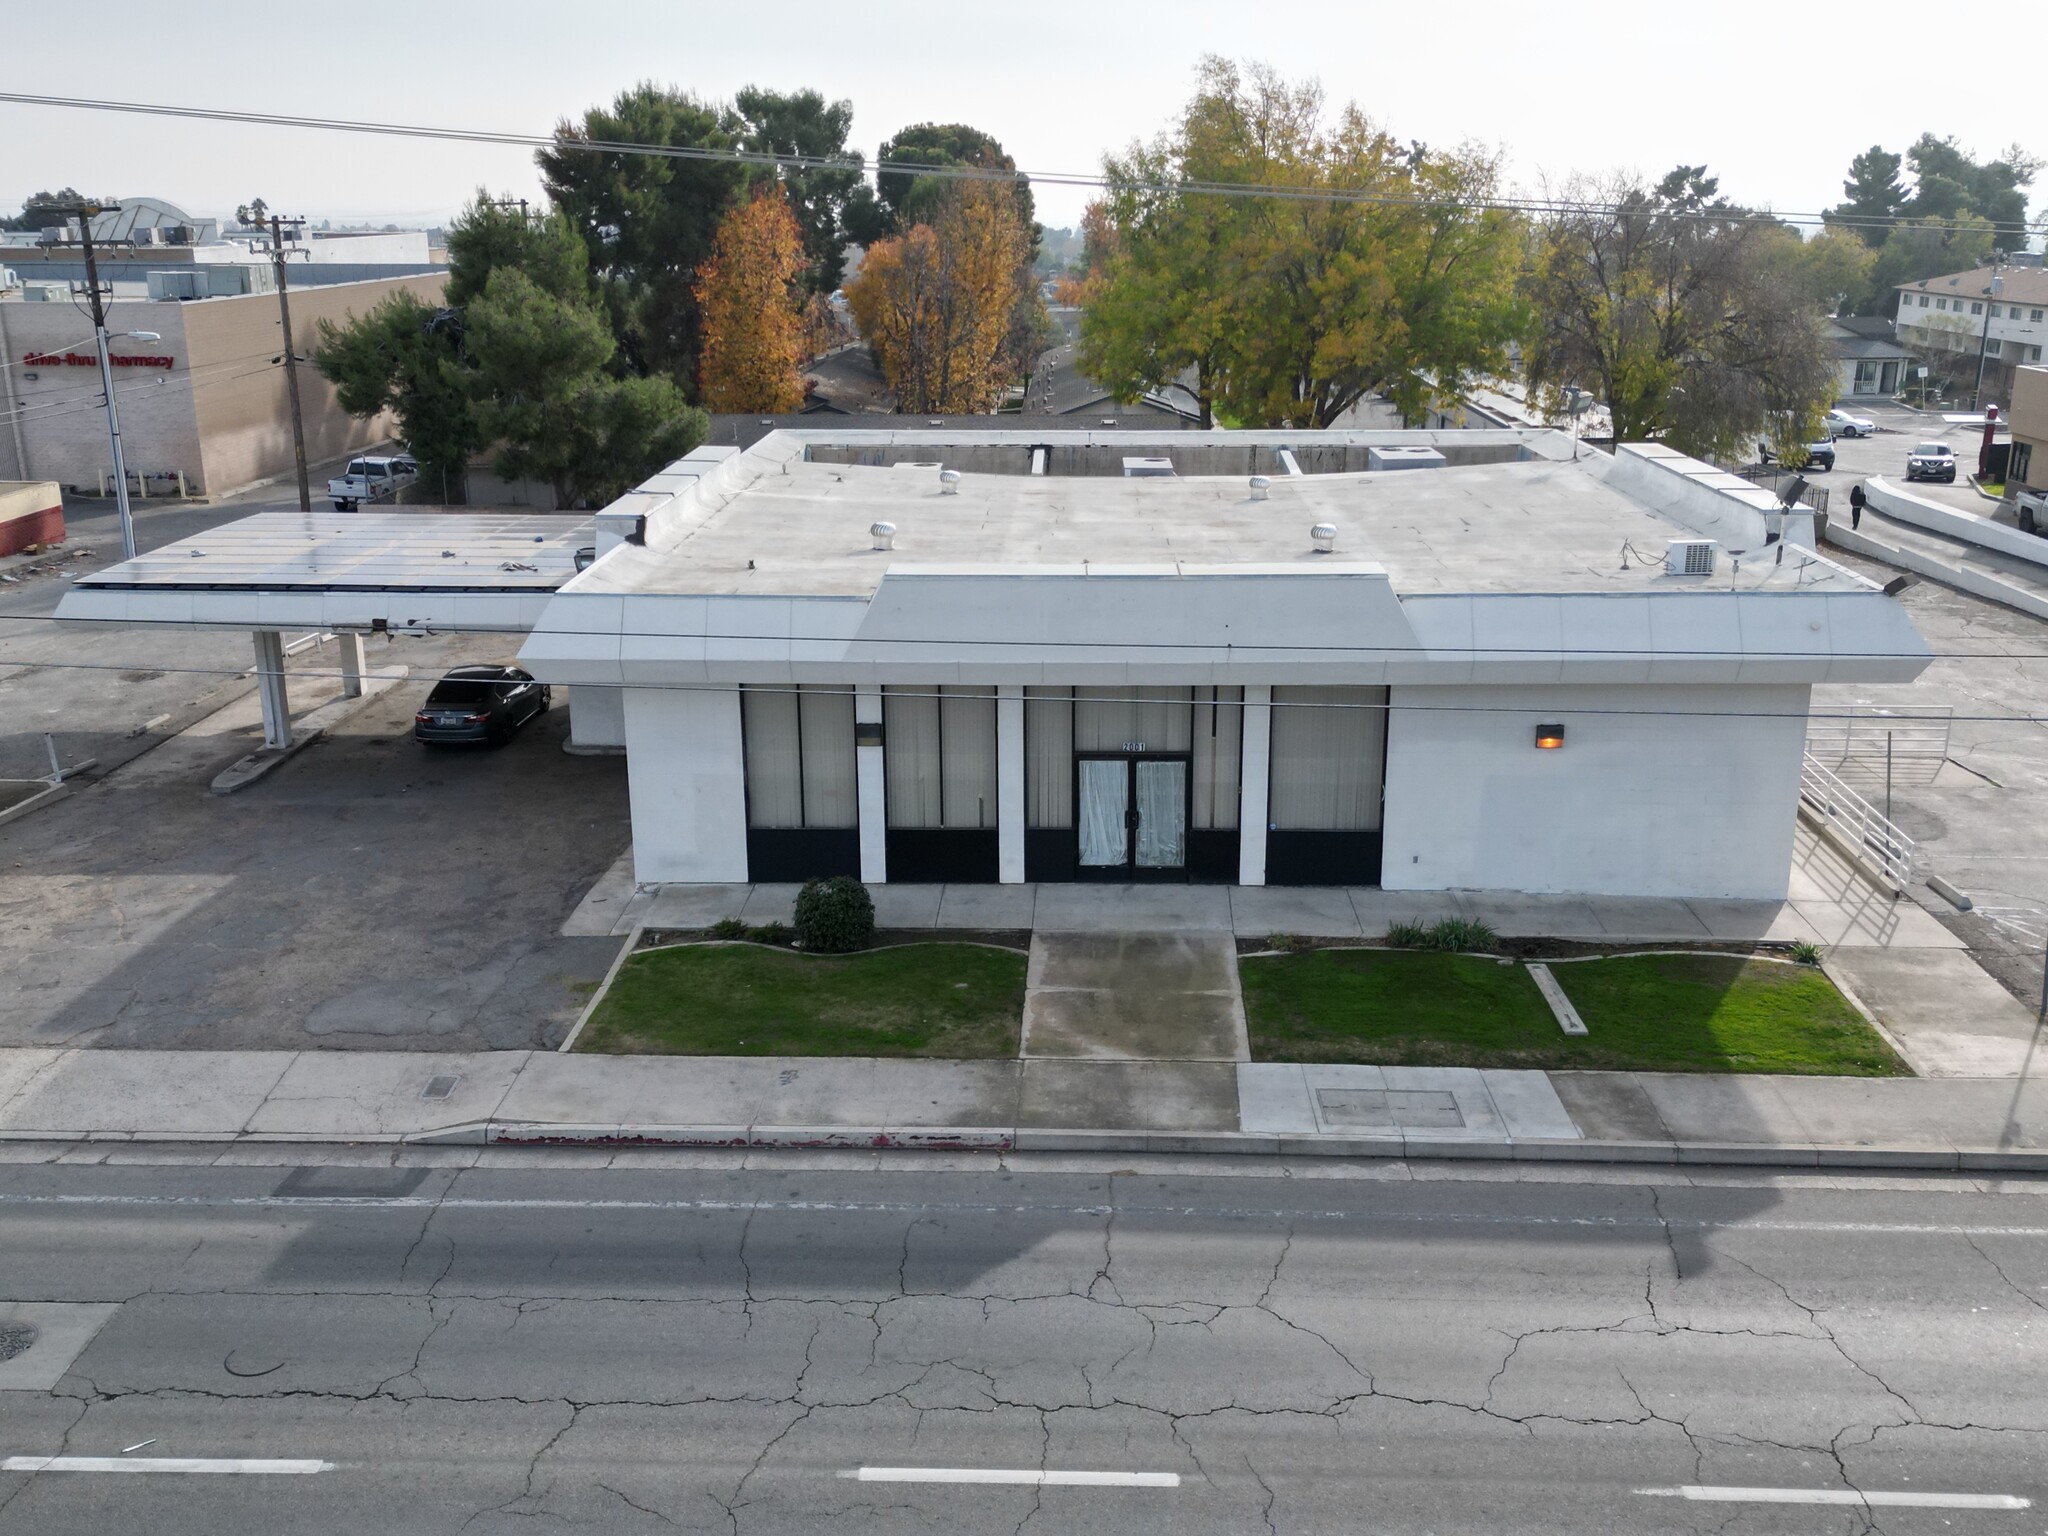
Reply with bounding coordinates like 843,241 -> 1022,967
327,454 -> 419,511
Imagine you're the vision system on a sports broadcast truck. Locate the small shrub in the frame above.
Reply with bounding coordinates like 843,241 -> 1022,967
1384,917 -> 1499,952
1788,940 -> 1823,966
793,876 -> 875,953
709,917 -> 748,940
1430,917 -> 1499,953
748,921 -> 795,947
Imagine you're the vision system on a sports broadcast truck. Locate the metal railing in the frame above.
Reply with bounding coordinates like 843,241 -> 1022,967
1800,751 -> 1917,889
1804,705 -> 1952,785
1733,465 -> 1830,515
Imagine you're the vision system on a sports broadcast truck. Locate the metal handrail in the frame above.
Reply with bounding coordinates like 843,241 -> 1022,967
1805,706 -> 1952,769
1800,751 -> 1917,888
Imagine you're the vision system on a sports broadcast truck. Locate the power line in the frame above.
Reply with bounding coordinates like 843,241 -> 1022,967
0,655 -> 2026,726
0,604 -> 2011,661
0,90 -> 2021,236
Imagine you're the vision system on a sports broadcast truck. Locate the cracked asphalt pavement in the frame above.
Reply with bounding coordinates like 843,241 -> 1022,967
0,1152 -> 2043,1534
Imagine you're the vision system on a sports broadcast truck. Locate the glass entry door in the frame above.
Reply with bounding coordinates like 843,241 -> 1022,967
1076,756 -> 1189,879
1077,758 -> 1129,869
1135,760 -> 1187,868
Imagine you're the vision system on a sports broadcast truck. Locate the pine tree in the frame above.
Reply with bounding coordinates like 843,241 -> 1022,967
1833,147 -> 1907,247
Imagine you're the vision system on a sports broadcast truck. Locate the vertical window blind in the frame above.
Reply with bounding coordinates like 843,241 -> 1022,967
1268,685 -> 1387,830
884,686 -> 997,829
1025,687 -> 1074,829
741,685 -> 856,829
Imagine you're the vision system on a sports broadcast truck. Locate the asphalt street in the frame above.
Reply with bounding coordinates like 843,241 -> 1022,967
0,1153 -> 2042,1535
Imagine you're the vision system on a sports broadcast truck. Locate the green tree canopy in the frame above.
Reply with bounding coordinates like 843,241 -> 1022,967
316,189 -> 706,508
313,290 -> 480,501
1830,147 -> 1906,247
444,193 -> 591,307
732,86 -> 869,294
1522,165 -> 1835,461
538,83 -> 750,385
874,122 -> 1037,252
1,188 -> 115,230
1078,57 -> 1523,430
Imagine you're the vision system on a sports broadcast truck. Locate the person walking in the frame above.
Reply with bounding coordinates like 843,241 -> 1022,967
1849,481 -> 1866,530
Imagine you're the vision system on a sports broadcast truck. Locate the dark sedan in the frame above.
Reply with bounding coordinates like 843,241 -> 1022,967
413,666 -> 551,746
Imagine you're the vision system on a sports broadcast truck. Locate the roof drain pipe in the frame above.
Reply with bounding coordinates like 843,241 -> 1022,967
1030,447 -> 1048,476
1276,447 -> 1305,477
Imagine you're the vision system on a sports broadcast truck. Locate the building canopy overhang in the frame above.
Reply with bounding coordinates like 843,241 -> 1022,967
53,510 -> 594,634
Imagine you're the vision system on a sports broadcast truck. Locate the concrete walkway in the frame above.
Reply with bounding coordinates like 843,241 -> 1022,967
1021,931 -> 1248,1061
564,838 -> 1960,950
1,1046 -> 2042,1169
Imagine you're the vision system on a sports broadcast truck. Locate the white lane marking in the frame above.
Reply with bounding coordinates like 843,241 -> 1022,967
1639,1486 -> 2030,1510
2,1457 -> 332,1475
2,1192 -> 2046,1239
852,1467 -> 1179,1488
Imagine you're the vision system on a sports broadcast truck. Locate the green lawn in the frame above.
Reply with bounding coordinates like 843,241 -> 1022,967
1240,950 -> 1907,1075
575,942 -> 1027,1058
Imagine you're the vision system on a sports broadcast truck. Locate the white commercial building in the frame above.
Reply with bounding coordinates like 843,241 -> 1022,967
518,428 -> 1932,900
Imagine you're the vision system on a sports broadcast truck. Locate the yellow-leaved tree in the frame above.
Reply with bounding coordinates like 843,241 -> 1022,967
695,188 -> 807,413
845,181 -> 1032,414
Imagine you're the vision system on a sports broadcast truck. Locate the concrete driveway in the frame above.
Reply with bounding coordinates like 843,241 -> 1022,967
1819,400 -> 1999,516
1814,549 -> 2048,1007
0,656 -> 630,1051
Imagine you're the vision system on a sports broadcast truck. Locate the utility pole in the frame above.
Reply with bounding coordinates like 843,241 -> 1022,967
265,214 -> 312,512
1972,262 -> 2004,413
66,204 -> 139,561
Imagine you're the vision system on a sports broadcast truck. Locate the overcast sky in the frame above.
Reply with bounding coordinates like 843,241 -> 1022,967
4,0 -> 2038,235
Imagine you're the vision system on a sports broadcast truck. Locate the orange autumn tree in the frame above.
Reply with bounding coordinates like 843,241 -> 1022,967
695,187 -> 807,413
845,181 -> 1032,414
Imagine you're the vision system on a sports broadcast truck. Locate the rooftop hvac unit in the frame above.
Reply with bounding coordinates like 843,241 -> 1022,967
147,269 -> 209,301
1122,456 -> 1177,477
165,224 -> 196,245
21,282 -> 68,302
1366,444 -> 1447,472
1666,538 -> 1718,576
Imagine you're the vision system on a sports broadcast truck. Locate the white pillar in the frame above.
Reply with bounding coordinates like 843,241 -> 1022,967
252,629 -> 291,750
856,687 -> 887,883
336,631 -> 366,699
997,684 -> 1025,883
623,686 -> 749,884
1238,684 -> 1272,887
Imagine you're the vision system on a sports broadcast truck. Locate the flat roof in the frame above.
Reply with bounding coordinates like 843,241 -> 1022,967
69,511 -> 593,592
577,443 -> 1860,599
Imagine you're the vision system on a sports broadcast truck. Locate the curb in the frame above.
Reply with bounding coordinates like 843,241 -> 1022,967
5,1124 -> 2042,1171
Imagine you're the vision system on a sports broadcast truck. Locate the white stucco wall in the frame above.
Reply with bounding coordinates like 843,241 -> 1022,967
623,685 -> 749,884
1380,683 -> 1808,899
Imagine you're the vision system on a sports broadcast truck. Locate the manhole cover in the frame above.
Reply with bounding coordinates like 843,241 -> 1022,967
1315,1088 -> 1466,1130
0,1322 -> 39,1362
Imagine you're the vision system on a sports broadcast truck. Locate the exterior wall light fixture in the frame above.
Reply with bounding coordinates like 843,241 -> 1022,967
1534,723 -> 1566,750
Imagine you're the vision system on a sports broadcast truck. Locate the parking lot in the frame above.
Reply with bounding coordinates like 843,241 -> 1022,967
0,638 -> 630,1051
1802,399 -> 2000,516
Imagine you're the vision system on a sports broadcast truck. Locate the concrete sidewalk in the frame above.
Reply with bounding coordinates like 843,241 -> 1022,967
1,1046 -> 2041,1170
564,832 -> 1962,950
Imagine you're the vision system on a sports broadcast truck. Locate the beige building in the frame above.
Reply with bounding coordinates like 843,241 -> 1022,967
0,273 -> 446,496
2010,363 -> 2045,499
